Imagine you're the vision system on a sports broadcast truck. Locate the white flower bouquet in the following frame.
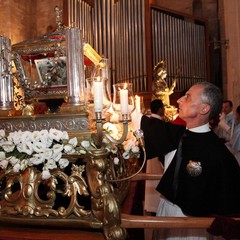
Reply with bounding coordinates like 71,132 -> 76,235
103,122 -> 140,160
102,122 -> 141,177
0,128 -> 93,180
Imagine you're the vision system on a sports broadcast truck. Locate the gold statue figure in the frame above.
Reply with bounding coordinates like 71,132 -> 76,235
152,60 -> 176,106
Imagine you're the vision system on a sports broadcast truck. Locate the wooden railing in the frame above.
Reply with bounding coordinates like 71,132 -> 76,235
121,214 -> 215,229
121,173 -> 240,234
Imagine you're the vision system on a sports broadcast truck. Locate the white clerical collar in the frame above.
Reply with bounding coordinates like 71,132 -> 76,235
188,123 -> 211,133
150,113 -> 162,120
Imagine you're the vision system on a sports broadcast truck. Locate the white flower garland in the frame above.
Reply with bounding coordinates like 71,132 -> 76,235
0,129 -> 90,180
0,124 -> 141,180
103,122 -> 140,164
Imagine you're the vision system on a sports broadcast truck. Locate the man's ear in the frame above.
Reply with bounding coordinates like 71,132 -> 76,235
200,103 -> 210,115
157,108 -> 164,116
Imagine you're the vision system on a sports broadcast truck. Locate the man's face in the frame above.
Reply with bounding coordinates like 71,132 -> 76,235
222,102 -> 232,115
177,85 -> 207,122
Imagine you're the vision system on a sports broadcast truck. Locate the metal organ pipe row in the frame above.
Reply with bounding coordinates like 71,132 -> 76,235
67,0 -> 208,94
151,8 -> 208,91
67,0 -> 147,93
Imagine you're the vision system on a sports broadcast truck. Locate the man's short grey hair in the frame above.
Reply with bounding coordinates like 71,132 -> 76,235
193,81 -> 223,121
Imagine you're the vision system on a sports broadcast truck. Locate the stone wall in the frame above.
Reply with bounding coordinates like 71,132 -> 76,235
150,0 -> 193,15
35,0 -> 63,36
0,0 -> 63,44
221,0 -> 240,108
0,0 -> 31,44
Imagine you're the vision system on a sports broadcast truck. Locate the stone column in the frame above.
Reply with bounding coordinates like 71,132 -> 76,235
222,0 -> 240,107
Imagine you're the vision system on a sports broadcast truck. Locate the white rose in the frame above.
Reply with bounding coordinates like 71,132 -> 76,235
16,142 -> 24,153
20,159 -> 29,170
103,123 -> 120,137
49,129 -> 63,142
61,131 -> 69,140
0,129 -> 5,138
52,151 -> 62,162
113,157 -> 120,165
45,159 -> 57,170
0,159 -> 8,169
58,158 -> 69,169
42,149 -> 53,160
17,141 -> 33,155
2,141 -> 15,153
8,131 -> 21,145
42,137 -> 53,148
132,146 -> 140,153
13,163 -> 21,172
64,144 -> 75,154
32,141 -> 47,153
29,153 -> 45,165
52,144 -> 64,154
32,131 -> 41,142
122,151 -> 130,159
123,139 -> 135,152
0,151 -> 6,160
39,130 -> 48,140
7,156 -> 19,165
103,122 -> 112,131
42,169 -> 51,180
81,140 -> 90,148
21,131 -> 33,143
68,137 -> 78,147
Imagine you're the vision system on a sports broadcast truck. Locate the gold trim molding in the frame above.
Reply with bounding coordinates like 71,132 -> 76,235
0,113 -> 89,134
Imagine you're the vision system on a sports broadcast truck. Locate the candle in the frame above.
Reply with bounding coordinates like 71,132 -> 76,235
135,95 -> 141,113
94,79 -> 103,112
120,88 -> 128,114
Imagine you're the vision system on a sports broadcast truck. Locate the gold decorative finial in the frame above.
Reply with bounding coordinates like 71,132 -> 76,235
55,6 -> 64,31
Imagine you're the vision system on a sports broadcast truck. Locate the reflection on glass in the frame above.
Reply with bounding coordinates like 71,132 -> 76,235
66,27 -> 85,106
135,95 -> 145,114
83,42 -> 102,66
91,58 -> 111,99
0,36 -> 14,110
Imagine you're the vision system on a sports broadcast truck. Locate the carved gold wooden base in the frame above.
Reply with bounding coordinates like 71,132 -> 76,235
0,112 -> 134,239
0,148 -> 127,240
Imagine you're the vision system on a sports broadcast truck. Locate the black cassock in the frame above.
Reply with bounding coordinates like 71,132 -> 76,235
156,130 -> 240,217
140,115 -> 185,163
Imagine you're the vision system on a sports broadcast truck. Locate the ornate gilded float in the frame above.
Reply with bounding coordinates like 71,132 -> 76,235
0,8 -> 146,240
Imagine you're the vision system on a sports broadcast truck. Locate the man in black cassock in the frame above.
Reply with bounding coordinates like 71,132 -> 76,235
133,81 -> 240,239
